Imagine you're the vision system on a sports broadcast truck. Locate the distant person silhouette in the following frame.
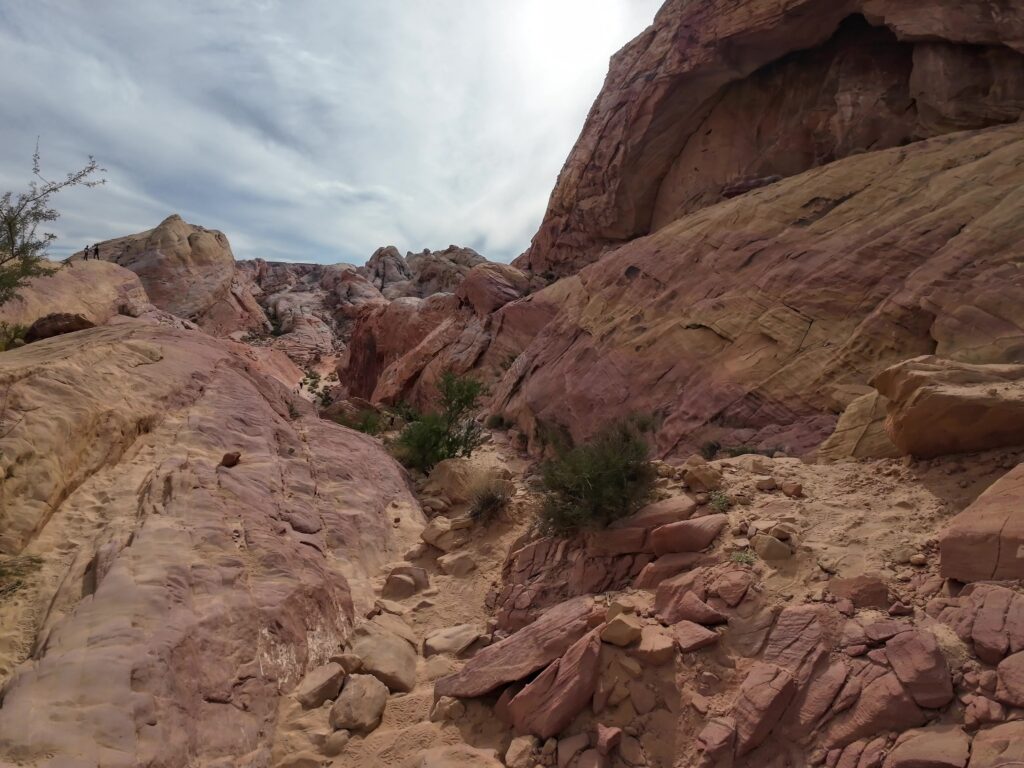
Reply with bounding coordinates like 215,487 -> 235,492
93,245 -> 100,259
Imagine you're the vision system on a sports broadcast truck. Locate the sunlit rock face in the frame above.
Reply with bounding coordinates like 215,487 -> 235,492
94,214 -> 270,336
518,0 -> 1024,277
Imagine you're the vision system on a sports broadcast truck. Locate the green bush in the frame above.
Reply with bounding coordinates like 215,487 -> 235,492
0,322 -> 26,352
709,490 -> 733,512
470,477 -> 512,525
393,371 -> 485,472
332,409 -> 384,436
537,419 -> 656,535
730,549 -> 756,566
700,441 -> 721,461
485,414 -> 509,430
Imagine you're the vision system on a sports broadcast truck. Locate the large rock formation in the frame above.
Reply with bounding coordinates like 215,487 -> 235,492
361,245 -> 486,299
491,123 -> 1024,456
518,0 -> 1024,276
94,214 -> 269,336
0,319 -> 422,766
0,260 -> 150,330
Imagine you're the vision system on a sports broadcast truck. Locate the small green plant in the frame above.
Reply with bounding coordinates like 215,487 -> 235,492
0,322 -> 27,352
709,490 -> 733,513
0,554 -> 42,599
332,409 -> 384,436
393,371 -> 485,472
392,400 -> 420,424
700,441 -> 721,461
537,418 -> 656,535
270,314 -> 285,337
287,401 -> 301,420
470,477 -> 512,525
485,413 -> 509,430
730,549 -> 757,566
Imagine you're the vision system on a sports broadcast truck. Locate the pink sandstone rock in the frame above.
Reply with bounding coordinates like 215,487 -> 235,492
508,629 -> 602,739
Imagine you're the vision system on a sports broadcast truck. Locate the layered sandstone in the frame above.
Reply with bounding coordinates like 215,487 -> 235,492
0,319 -> 422,766
491,124 -> 1024,457
519,0 -> 1024,276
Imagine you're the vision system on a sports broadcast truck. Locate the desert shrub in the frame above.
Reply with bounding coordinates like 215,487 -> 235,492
700,441 -> 721,461
485,413 -> 509,430
709,490 -> 733,513
0,322 -> 27,352
393,371 -> 485,472
537,419 -> 656,535
1,146 -> 104,306
730,549 -> 756,566
332,409 -> 384,436
470,477 -> 512,525
392,400 -> 421,424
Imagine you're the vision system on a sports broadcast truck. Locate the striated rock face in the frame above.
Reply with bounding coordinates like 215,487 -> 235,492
493,124 -> 1024,457
0,319 -> 421,766
95,214 -> 269,336
519,0 -> 1024,276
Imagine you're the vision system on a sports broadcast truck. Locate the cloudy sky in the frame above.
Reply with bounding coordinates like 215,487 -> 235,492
0,1 -> 661,264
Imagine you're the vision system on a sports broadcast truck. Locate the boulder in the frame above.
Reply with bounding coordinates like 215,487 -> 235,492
416,745 -> 503,768
600,614 -> 643,647
294,663 -> 346,709
633,552 -> 707,588
939,464 -> 1024,582
435,597 -> 599,699
967,721 -> 1024,768
671,621 -> 719,652
423,625 -> 482,657
659,593 -> 724,626
873,357 -> 1024,458
437,551 -> 477,577
613,495 -> 696,530
818,391 -> 900,462
421,516 -> 470,553
629,625 -> 676,666
885,630 -> 954,709
504,735 -> 539,768
825,672 -> 926,749
350,625 -> 418,693
995,651 -> 1024,708
508,629 -> 602,739
650,514 -> 727,555
883,726 -> 970,768
732,663 -> 797,755
328,674 -> 388,733
455,262 -> 531,317
830,575 -> 891,610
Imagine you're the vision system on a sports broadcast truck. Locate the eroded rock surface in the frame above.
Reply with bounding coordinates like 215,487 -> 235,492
0,319 -> 421,766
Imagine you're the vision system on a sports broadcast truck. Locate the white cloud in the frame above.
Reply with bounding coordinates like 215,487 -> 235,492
0,0 -> 662,264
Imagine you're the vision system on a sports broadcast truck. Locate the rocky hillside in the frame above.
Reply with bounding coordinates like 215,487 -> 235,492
1,0 -> 1024,767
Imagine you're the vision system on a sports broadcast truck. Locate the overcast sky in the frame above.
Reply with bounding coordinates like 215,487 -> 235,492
0,1 -> 661,264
